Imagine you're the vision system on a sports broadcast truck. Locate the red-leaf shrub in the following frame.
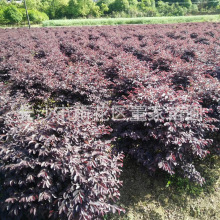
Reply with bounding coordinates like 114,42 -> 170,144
0,22 -> 220,219
0,109 -> 124,219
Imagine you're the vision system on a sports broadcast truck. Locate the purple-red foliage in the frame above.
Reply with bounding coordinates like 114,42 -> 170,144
0,108 -> 124,220
0,22 -> 220,219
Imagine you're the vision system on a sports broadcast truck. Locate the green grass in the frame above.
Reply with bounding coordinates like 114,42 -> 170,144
42,15 -> 220,27
106,156 -> 220,220
1,15 -> 219,28
0,24 -> 41,28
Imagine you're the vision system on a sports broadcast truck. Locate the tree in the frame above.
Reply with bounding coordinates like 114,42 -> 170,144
25,0 -> 43,10
0,0 -> 7,7
188,4 -> 199,14
0,0 -> 7,25
128,0 -> 138,8
28,10 -> 49,23
157,0 -> 192,8
207,0 -> 220,8
47,0 -> 69,19
157,1 -> 171,15
3,5 -> 23,24
39,0 -> 53,12
171,3 -> 187,16
97,0 -> 114,7
90,4 -> 101,17
0,9 -> 5,25
99,3 -> 109,15
97,0 -> 114,14
183,0 -> 192,8
67,0 -> 79,17
67,0 -> 101,18
141,0 -> 153,7
139,0 -> 155,11
109,0 -> 130,12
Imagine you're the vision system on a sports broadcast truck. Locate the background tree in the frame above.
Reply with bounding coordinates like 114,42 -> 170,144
0,0 -> 7,24
0,0 -> 7,7
0,0 -> 220,23
109,0 -> 130,12
171,3 -> 187,15
128,0 -> 138,8
156,0 -> 192,8
47,0 -> 69,19
67,0 -> 100,18
67,0 -> 79,18
139,0 -> 156,11
183,0 -> 192,8
0,9 -> 5,24
25,0 -> 43,10
3,5 -> 23,24
28,10 -> 49,23
188,4 -> 199,14
97,0 -> 114,15
99,3 -> 109,15
207,0 -> 220,8
157,0 -> 171,15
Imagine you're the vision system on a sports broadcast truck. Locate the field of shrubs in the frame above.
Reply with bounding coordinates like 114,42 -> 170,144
0,22 -> 220,220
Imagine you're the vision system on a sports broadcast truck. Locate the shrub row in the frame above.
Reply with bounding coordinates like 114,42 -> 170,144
0,5 -> 48,25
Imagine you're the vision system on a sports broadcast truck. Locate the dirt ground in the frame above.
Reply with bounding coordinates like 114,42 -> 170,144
108,156 -> 220,220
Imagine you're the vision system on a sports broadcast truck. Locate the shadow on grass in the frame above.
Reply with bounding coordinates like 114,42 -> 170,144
107,155 -> 220,220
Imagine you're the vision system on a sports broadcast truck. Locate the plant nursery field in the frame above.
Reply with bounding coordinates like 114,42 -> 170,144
0,22 -> 220,220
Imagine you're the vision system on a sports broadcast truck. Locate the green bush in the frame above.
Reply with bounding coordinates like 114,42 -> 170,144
157,1 -> 171,16
126,9 -> 144,17
66,0 -> 101,19
171,3 -> 188,16
188,4 -> 199,15
139,0 -> 155,9
183,0 -> 192,8
157,1 -> 188,16
140,6 -> 158,16
111,10 -> 128,18
0,9 -> 6,25
89,5 -> 101,17
207,0 -> 220,8
99,3 -> 109,15
18,8 -> 28,23
3,5 -> 23,24
28,10 -> 49,23
109,0 -> 130,13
